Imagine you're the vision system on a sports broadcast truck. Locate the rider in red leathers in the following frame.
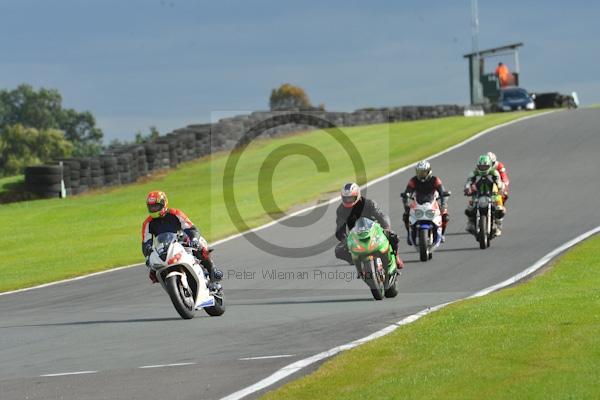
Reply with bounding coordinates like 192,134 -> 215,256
402,160 -> 449,244
142,191 -> 221,286
488,152 -> 509,204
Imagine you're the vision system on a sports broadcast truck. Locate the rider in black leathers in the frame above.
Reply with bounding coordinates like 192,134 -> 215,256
334,183 -> 403,269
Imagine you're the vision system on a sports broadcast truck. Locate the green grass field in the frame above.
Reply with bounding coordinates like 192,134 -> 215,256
0,174 -> 24,194
262,233 -> 600,400
0,112 -> 541,292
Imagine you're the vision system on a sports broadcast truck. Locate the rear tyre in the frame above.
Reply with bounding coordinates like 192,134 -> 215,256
362,260 -> 384,300
419,229 -> 428,262
479,215 -> 489,249
165,275 -> 195,319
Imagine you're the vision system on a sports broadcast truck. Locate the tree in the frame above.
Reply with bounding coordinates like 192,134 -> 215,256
0,84 -> 62,130
135,126 -> 160,144
269,83 -> 312,111
58,108 -> 103,156
0,84 -> 104,158
0,124 -> 72,176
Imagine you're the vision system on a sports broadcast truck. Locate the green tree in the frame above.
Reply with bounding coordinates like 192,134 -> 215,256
135,126 -> 160,144
58,109 -> 103,156
269,83 -> 312,111
0,84 -> 62,130
0,124 -> 73,176
0,84 -> 104,158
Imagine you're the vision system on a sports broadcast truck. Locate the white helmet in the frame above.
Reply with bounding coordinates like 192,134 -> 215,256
487,151 -> 497,167
415,160 -> 432,182
341,182 -> 361,208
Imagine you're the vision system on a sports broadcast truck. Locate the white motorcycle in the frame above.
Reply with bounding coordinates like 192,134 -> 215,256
148,232 -> 225,319
402,191 -> 450,262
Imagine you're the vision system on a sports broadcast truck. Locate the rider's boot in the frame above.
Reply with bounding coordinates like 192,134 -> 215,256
494,218 -> 503,236
201,257 -> 223,292
465,214 -> 476,234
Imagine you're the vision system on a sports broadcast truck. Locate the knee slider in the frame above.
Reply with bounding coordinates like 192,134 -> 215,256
495,208 -> 505,219
335,243 -> 347,258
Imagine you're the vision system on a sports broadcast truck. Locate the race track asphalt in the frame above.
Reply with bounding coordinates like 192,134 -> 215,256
1,109 -> 599,400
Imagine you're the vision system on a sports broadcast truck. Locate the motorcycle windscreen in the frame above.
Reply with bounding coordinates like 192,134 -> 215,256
155,232 -> 177,261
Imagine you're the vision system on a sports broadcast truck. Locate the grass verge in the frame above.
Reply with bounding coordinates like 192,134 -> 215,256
0,112 -> 543,292
261,233 -> 600,400
0,174 -> 24,194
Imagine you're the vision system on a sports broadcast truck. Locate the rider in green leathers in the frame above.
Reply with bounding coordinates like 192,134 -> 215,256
464,154 -> 506,236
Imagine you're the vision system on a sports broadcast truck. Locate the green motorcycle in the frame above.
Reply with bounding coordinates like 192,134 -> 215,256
346,217 -> 400,300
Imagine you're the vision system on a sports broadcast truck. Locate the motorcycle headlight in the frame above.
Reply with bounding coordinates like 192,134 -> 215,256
478,197 -> 490,208
425,210 -> 436,219
415,209 -> 424,219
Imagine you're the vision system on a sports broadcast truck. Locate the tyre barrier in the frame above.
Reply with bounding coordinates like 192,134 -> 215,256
76,158 -> 92,188
89,158 -> 104,188
21,105 -> 471,200
117,153 -> 134,184
532,92 -> 577,109
100,155 -> 120,186
55,159 -> 81,192
24,165 -> 64,198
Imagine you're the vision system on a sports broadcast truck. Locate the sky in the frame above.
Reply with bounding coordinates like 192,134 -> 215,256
1,0 -> 598,142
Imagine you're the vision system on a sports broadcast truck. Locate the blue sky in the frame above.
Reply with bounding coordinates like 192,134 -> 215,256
1,0 -> 598,142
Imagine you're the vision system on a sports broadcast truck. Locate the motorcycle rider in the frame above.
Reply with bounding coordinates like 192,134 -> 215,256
402,160 -> 449,245
141,191 -> 221,286
464,155 -> 506,236
335,183 -> 404,270
487,151 -> 510,204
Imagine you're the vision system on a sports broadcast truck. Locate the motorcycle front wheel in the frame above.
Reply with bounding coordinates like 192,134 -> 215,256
478,214 -> 489,249
418,229 -> 429,262
362,259 -> 384,300
166,275 -> 196,320
204,290 -> 225,316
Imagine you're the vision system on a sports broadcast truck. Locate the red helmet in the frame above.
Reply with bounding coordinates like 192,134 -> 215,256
341,182 -> 361,208
146,191 -> 168,218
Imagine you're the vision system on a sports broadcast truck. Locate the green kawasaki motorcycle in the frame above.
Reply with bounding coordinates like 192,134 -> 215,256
346,217 -> 400,300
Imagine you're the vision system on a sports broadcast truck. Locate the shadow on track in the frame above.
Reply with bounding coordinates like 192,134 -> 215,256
436,247 -> 479,253
236,297 -> 374,306
0,317 -> 181,329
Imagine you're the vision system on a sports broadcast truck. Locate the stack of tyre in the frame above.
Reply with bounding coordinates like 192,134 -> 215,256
24,165 -> 64,198
89,158 -> 104,188
128,145 -> 148,179
152,138 -> 175,169
116,153 -> 134,184
172,130 -> 197,162
144,142 -> 170,171
156,137 -> 179,168
56,159 -> 81,195
101,155 -> 120,186
76,158 -> 91,193
189,124 -> 212,157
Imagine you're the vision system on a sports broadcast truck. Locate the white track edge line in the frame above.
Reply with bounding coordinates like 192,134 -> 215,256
139,362 -> 196,369
219,225 -> 600,400
40,370 -> 97,377
239,355 -> 295,361
0,111 -> 556,297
